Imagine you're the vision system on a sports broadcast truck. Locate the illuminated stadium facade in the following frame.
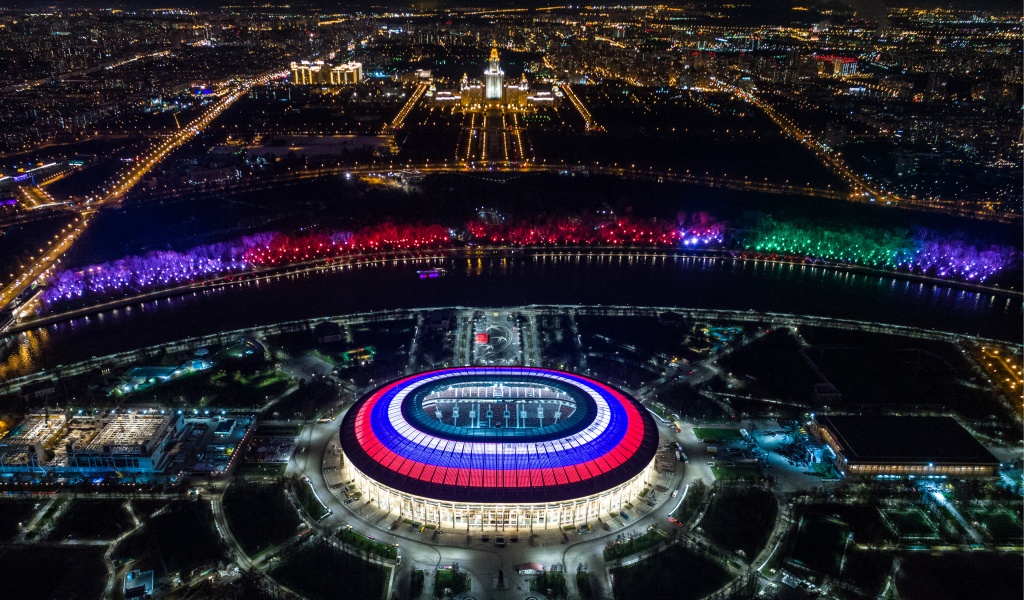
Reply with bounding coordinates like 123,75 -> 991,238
338,367 -> 659,530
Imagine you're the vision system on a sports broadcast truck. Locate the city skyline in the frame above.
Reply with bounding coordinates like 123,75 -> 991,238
0,3 -> 1019,600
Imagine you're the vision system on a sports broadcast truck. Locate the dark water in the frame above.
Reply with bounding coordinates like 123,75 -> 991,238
3,253 -> 1020,378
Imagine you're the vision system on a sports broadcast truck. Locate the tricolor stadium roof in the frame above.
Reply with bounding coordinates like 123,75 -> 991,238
339,367 -> 659,503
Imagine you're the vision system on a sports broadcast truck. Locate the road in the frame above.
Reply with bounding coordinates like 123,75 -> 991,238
0,69 -> 286,315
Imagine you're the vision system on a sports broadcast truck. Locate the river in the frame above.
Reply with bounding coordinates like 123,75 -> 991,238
2,252 -> 1019,378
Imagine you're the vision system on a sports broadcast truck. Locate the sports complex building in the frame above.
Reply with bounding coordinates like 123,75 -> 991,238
810,415 -> 1001,479
338,367 -> 660,530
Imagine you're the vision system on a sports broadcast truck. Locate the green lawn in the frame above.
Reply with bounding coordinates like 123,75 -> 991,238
223,481 -> 302,556
692,427 -> 743,443
603,528 -> 668,561
293,478 -> 331,521
883,509 -> 938,539
671,480 -> 707,525
711,464 -> 763,481
701,488 -> 778,557
787,514 -> 849,576
968,509 -> 1022,545
611,545 -> 731,600
530,571 -> 568,599
236,463 -> 289,479
576,571 -> 593,599
435,568 -> 471,598
272,539 -> 388,600
337,527 -> 398,560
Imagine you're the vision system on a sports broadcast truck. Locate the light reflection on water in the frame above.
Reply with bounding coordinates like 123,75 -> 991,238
1,254 -> 1019,379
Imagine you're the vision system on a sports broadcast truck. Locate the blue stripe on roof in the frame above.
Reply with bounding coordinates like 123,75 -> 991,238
366,368 -> 632,471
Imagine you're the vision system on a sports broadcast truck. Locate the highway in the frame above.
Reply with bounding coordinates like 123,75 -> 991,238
0,69 -> 286,315
713,79 -> 1018,223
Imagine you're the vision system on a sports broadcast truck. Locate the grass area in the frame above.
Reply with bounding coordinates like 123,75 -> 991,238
701,488 -> 778,558
968,509 -> 1023,545
236,462 -> 289,479
271,539 -> 388,600
603,528 -> 668,561
711,464 -> 763,481
839,548 -> 894,597
0,546 -> 107,600
692,427 -> 743,443
813,504 -> 895,546
883,509 -> 938,539
131,365 -> 286,410
36,495 -> 71,528
49,499 -> 134,541
530,571 -> 567,599
787,514 -> 849,576
255,423 -> 303,437
671,480 -> 708,525
130,499 -> 172,519
898,552 -> 1023,600
718,329 -> 819,402
611,545 -> 731,600
411,569 -> 425,598
113,499 -> 225,578
337,527 -> 398,560
806,331 -> 1007,421
223,480 -> 302,557
435,567 -> 471,598
576,571 -> 593,599
648,402 -> 670,420
293,478 -> 331,521
0,500 -> 39,542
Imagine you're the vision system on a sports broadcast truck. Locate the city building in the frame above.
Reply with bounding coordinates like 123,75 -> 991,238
339,367 -> 659,530
65,413 -> 184,473
433,44 -> 558,112
810,415 -> 1000,479
290,60 -> 363,85
0,411 -> 253,476
123,570 -> 155,598
330,61 -> 363,85
0,413 -> 67,470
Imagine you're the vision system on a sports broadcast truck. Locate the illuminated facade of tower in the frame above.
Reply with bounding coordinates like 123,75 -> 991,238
443,43 -> 558,112
484,43 -> 505,101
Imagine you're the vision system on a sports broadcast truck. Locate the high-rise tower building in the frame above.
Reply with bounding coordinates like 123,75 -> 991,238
484,43 -> 505,101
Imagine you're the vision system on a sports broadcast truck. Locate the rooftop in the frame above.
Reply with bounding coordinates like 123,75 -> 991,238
0,414 -> 66,447
816,415 -> 1000,465
81,414 -> 173,453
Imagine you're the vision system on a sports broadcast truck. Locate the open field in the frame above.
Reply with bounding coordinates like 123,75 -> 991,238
611,545 -> 731,600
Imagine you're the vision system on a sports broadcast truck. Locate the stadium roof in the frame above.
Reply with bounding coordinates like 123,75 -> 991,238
340,367 -> 659,503
815,415 -> 1000,466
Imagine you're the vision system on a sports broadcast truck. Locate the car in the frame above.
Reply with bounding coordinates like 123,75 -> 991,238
671,490 -> 679,498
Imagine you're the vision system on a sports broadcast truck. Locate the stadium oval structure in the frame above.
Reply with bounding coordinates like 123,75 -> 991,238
338,367 -> 659,530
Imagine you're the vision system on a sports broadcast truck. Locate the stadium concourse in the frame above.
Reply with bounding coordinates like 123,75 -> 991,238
338,367 -> 660,530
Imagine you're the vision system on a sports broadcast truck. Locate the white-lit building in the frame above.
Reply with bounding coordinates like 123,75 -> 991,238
65,413 -> 184,473
433,44 -> 559,112
338,367 -> 660,531
291,60 -> 363,85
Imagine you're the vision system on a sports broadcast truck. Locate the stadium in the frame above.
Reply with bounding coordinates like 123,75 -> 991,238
338,367 -> 660,530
